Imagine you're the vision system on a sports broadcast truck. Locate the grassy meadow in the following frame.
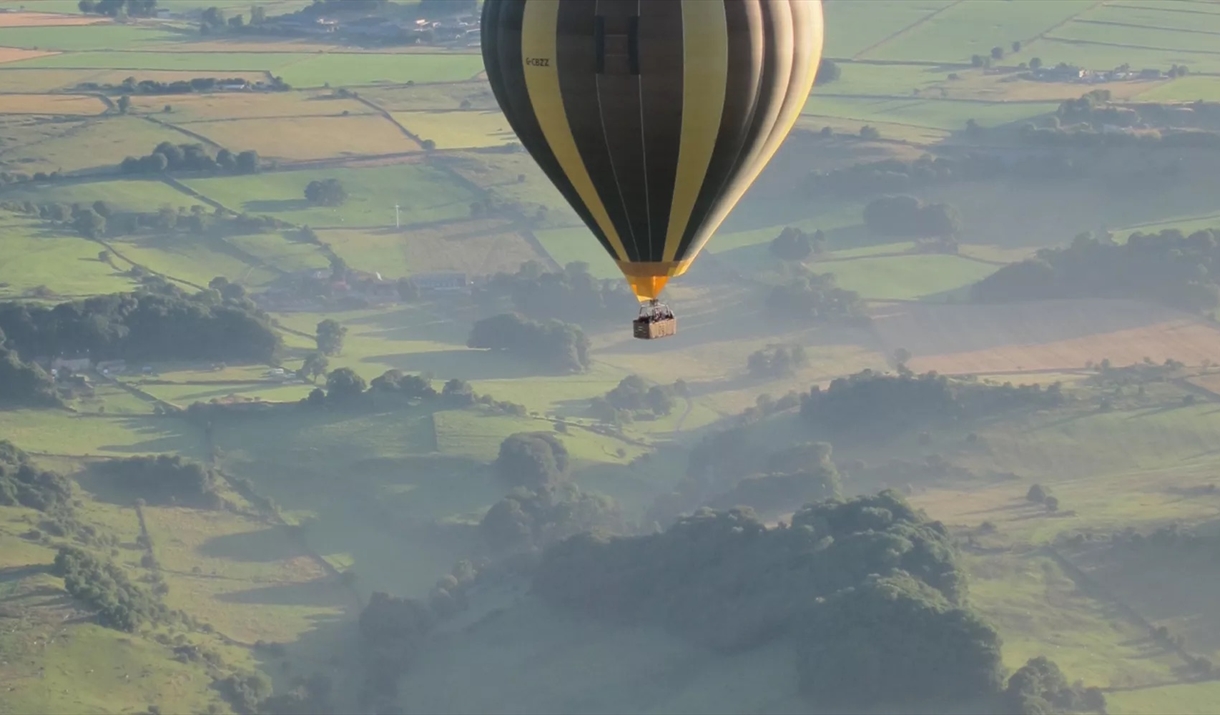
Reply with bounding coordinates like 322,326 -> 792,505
6,0 -> 1220,712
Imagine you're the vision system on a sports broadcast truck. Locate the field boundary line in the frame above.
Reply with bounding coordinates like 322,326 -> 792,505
1019,0 -> 1107,49
1072,17 -> 1220,37
1043,544 -> 1201,678
852,0 -> 966,61
349,94 -> 425,144
1035,35 -> 1220,58
157,175 -> 230,213
140,115 -> 224,149
1107,2 -> 1220,18
89,236 -> 207,291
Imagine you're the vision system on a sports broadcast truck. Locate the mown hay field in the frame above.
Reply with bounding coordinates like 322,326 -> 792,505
869,300 -> 1220,374
131,91 -> 374,122
393,110 -> 516,149
0,117 -> 196,173
185,114 -> 420,161
0,92 -> 106,115
0,11 -> 107,27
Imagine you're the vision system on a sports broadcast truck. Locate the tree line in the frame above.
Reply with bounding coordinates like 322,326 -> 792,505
766,268 -> 867,323
971,228 -> 1220,313
0,285 -> 282,364
588,374 -> 683,424
0,327 -> 61,409
120,142 -> 260,176
78,0 -> 156,17
52,545 -> 168,632
93,455 -> 222,510
800,369 -> 1065,442
477,261 -> 637,327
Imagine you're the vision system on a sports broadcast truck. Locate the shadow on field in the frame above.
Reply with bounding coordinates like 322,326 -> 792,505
216,578 -> 349,607
363,348 -> 565,381
245,199 -> 312,214
200,527 -> 304,563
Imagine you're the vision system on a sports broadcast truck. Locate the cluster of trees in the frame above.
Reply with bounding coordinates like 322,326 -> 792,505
1018,122 -> 1220,150
0,327 -> 60,408
746,344 -> 808,379
478,261 -> 636,326
9,199 -> 287,241
467,313 -> 591,373
769,226 -> 826,260
78,0 -> 156,17
864,195 -> 962,238
120,142 -> 260,176
588,374 -> 681,423
766,269 -> 866,322
494,432 -> 570,490
0,286 -> 282,363
648,434 -> 839,526
304,179 -> 348,207
534,491 -> 1102,712
357,591 -> 436,707
479,482 -> 624,556
799,369 -> 1065,441
0,441 -> 72,513
52,545 -> 167,632
971,228 -> 1220,313
305,368 -> 481,410
815,58 -> 840,84
702,441 -> 842,517
93,455 -> 220,509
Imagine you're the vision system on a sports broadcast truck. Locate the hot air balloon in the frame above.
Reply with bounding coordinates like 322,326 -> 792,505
481,0 -> 825,339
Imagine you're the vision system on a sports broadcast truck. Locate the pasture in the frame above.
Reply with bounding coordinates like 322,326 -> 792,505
824,253 -> 998,301
0,216 -> 136,297
183,163 -> 476,229
0,178 -> 195,211
274,52 -> 485,89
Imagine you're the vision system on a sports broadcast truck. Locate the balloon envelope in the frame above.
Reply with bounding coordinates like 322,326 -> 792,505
482,0 -> 824,301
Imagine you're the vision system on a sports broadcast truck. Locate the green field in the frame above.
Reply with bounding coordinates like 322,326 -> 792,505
276,52 -> 485,88
183,164 -> 477,229
0,178 -> 196,211
0,216 -> 137,297
825,253 -> 998,301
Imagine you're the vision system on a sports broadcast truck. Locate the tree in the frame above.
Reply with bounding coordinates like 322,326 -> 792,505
1029,57 -> 1042,70
859,125 -> 881,140
235,150 -> 259,174
117,95 -> 131,114
304,178 -> 348,207
325,368 -> 366,402
315,319 -> 347,356
1011,40 -> 1022,53
815,58 -> 840,84
301,352 -> 329,383
893,347 -> 912,368
250,5 -> 266,24
991,46 -> 1004,60
1026,484 -> 1047,504
494,432 -> 570,489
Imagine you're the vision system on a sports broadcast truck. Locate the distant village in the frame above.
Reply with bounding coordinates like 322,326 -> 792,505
1024,63 -> 1176,85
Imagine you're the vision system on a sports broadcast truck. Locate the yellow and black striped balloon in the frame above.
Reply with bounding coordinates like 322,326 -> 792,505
481,0 -> 825,301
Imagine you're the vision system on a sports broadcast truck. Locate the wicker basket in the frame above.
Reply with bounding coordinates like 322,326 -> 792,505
633,317 -> 677,340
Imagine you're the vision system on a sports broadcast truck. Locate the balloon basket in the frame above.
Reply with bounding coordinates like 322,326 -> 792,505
633,301 -> 677,340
